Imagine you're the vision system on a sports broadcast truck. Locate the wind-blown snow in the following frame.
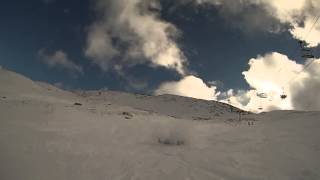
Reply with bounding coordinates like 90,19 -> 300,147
1,68 -> 320,180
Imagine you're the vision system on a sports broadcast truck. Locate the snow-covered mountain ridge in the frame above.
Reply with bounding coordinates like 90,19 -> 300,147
1,68 -> 320,180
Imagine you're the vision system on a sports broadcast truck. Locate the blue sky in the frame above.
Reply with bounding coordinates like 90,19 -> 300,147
0,0 -> 300,89
1,0 -> 320,111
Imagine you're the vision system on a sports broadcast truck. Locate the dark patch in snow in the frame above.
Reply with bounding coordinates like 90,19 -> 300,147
192,117 -> 211,121
122,112 -> 134,119
158,138 -> 185,146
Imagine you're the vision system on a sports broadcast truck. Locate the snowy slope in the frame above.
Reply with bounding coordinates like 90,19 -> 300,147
0,68 -> 78,104
79,90 -> 244,120
1,68 -> 320,180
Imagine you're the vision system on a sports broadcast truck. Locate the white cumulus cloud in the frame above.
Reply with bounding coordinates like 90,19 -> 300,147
291,16 -> 320,47
226,52 -> 320,112
86,0 -> 187,74
38,49 -> 83,74
155,75 -> 220,100
155,52 -> 320,112
85,23 -> 119,71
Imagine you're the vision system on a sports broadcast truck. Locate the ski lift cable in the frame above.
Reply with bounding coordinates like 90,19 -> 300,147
285,58 -> 315,85
280,14 -> 320,89
304,15 -> 320,40
276,14 -> 320,76
255,14 -> 319,101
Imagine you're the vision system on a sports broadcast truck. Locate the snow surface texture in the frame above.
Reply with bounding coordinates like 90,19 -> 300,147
1,68 -> 320,180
